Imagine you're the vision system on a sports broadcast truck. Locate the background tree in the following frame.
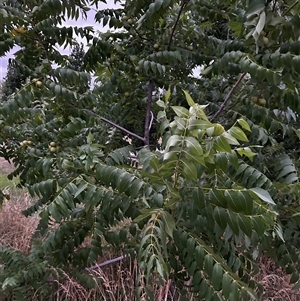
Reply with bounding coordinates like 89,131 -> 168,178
1,0 -> 300,300
67,43 -> 86,72
1,59 -> 26,102
67,43 -> 90,93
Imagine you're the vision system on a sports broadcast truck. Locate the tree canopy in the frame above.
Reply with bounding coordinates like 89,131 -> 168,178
1,59 -> 26,102
1,0 -> 300,300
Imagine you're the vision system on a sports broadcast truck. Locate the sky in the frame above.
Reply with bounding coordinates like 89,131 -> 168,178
0,1 -> 120,80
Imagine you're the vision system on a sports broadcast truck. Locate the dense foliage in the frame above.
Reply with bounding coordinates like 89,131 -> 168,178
1,59 -> 26,102
1,0 -> 300,300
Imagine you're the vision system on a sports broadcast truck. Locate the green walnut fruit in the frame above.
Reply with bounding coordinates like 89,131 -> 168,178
110,55 -> 117,62
251,96 -> 258,104
122,15 -> 129,21
258,98 -> 267,106
153,43 -> 159,49
36,81 -> 43,88
49,147 -> 57,153
135,66 -> 139,72
127,18 -> 134,25
21,140 -> 32,146
125,92 -> 130,97
49,141 -> 56,147
187,45 -> 193,51
214,124 -> 225,136
263,36 -> 269,46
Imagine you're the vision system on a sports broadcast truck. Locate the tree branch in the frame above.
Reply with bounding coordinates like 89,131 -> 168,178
81,108 -> 145,142
86,252 -> 135,271
211,73 -> 246,122
167,0 -> 189,51
283,0 -> 298,15
144,79 -> 154,146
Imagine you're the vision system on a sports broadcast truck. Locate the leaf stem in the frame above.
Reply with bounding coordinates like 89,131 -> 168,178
211,73 -> 245,122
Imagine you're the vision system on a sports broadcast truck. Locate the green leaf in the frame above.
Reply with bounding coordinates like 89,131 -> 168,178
195,246 -> 205,269
164,86 -> 171,102
222,132 -> 240,145
238,215 -> 252,237
156,100 -> 166,108
134,208 -> 161,223
229,281 -> 239,301
214,207 -> 228,230
74,182 -> 88,198
193,188 -> 205,210
181,159 -> 198,181
117,173 -> 134,193
188,119 -> 213,131
204,254 -> 214,278
291,273 -> 300,284
87,131 -> 94,144
183,89 -> 195,107
237,118 -> 251,132
212,263 -> 223,290
222,273 -> 232,299
252,217 -> 267,236
276,165 -> 296,180
184,136 -> 203,156
227,212 -> 240,236
236,147 -> 257,161
171,106 -> 190,118
255,11 -> 266,35
165,135 -> 182,150
160,211 -> 176,238
246,0 -> 265,17
215,153 -> 228,172
2,277 -> 19,290
209,189 -> 227,207
189,104 -> 209,120
250,187 -> 275,205
214,136 -> 232,153
225,190 -> 250,213
228,126 -> 249,142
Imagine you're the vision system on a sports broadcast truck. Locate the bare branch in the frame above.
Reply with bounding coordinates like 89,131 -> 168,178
86,252 -> 135,271
167,0 -> 189,51
82,108 -> 145,142
211,73 -> 246,122
283,0 -> 298,15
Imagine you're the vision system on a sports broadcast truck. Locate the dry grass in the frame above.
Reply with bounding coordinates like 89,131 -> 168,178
0,189 -> 39,252
0,184 -> 299,300
255,256 -> 300,301
47,259 -> 183,301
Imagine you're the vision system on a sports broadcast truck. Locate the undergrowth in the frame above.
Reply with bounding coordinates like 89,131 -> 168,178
0,186 -> 298,300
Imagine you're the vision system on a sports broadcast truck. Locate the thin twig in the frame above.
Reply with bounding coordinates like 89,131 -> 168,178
144,79 -> 154,146
211,73 -> 246,122
86,252 -> 135,271
167,0 -> 189,51
283,0 -> 298,15
81,108 -> 145,142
